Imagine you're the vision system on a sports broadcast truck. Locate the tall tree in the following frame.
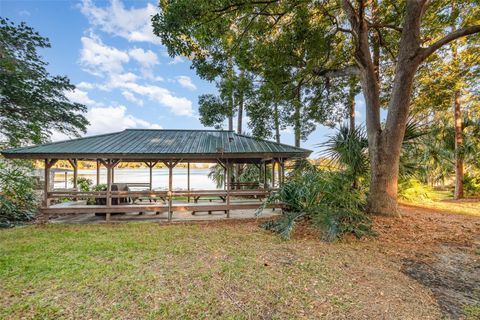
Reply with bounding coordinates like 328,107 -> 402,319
153,0 -> 479,215
0,18 -> 88,147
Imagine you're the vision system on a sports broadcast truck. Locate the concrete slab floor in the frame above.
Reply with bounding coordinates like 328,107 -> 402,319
50,208 -> 281,224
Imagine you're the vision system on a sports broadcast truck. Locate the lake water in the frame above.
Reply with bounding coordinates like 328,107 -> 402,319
53,168 -> 218,190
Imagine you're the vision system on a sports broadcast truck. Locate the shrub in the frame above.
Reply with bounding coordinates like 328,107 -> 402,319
464,174 -> 480,196
73,177 -> 93,192
258,167 -> 374,241
398,179 -> 437,201
0,160 -> 38,228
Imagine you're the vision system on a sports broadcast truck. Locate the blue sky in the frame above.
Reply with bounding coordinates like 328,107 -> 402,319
0,0 -> 368,153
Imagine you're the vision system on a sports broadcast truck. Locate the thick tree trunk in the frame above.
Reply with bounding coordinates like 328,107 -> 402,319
274,103 -> 280,143
237,93 -> 243,134
235,84 -> 244,182
293,84 -> 302,147
293,99 -> 301,147
342,0 -> 424,216
340,0 -> 479,215
453,90 -> 464,199
349,92 -> 355,131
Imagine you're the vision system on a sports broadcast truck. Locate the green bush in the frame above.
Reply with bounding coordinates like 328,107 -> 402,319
72,176 -> 93,192
258,167 -> 374,241
0,160 -> 38,228
398,179 -> 437,201
464,174 -> 480,196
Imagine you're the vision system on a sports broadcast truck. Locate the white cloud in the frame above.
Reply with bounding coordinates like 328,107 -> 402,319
64,88 -> 101,106
76,81 -> 95,90
50,105 -> 162,141
176,76 -> 197,91
122,91 -> 144,106
80,35 -> 130,76
128,47 -> 158,68
76,7 -> 193,117
108,72 -> 140,87
118,82 -> 193,116
87,105 -> 161,135
80,0 -> 161,44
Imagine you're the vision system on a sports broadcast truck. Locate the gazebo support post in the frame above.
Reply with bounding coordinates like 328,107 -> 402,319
226,160 -> 232,218
100,159 -> 120,222
106,162 -> 112,222
145,161 -> 158,191
263,161 -> 268,188
163,160 -> 180,221
271,159 -> 276,188
187,161 -> 190,203
96,160 -> 101,185
43,159 -> 58,208
68,159 -> 78,200
279,159 -> 285,186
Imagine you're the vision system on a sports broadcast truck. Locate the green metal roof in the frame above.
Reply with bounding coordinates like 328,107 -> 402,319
1,129 -> 311,160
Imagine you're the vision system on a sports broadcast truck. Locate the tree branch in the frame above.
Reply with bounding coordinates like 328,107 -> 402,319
313,65 -> 360,78
419,25 -> 480,60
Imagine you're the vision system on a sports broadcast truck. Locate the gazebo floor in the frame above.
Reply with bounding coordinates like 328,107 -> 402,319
49,207 -> 280,224
43,199 -> 281,215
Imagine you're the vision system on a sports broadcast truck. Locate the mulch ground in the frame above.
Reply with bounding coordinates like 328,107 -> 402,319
342,204 -> 479,319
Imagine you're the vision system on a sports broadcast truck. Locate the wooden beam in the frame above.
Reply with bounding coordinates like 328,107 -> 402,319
226,160 -> 232,218
43,159 -> 58,208
106,162 -> 112,222
68,159 -> 78,201
162,160 -> 181,221
263,161 -> 267,188
96,160 -> 101,185
103,159 -> 120,222
187,161 -> 190,203
280,159 -> 285,186
271,160 -> 276,188
43,159 -> 50,207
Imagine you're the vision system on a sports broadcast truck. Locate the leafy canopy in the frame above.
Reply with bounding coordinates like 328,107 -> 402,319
0,18 -> 88,147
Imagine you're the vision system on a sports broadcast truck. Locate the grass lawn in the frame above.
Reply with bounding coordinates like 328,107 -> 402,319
0,219 -> 446,319
400,191 -> 480,217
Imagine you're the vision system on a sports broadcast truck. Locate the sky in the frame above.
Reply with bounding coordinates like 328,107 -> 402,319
0,0 -> 370,153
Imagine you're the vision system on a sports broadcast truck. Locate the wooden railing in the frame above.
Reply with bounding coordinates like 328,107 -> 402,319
47,189 -> 274,199
42,188 -> 279,221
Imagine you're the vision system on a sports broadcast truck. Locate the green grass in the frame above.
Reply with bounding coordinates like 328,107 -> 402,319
463,304 -> 480,320
400,190 -> 480,217
0,222 -> 440,319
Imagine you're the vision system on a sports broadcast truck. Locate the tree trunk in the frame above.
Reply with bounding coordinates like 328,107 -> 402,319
235,95 -> 243,183
451,2 -> 464,200
237,91 -> 243,134
453,90 -> 464,199
340,0 -> 479,215
293,101 -> 301,147
228,116 -> 233,131
350,99 -> 355,131
342,0 -> 424,216
274,103 -> 280,143
293,85 -> 302,147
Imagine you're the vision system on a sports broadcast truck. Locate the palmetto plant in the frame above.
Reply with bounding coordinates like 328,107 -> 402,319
319,125 -> 369,184
208,163 -> 271,188
208,164 -> 225,189
319,121 -> 428,183
258,167 -> 374,241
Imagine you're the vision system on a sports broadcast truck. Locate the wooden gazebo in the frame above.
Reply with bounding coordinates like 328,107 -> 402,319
1,129 -> 311,221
